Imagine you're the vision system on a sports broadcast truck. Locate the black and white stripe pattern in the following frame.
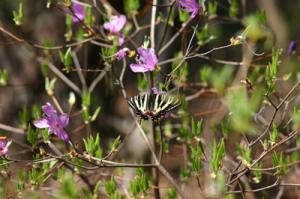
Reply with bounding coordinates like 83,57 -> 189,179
128,94 -> 181,121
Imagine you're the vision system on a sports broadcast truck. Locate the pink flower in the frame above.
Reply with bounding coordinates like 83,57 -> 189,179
130,47 -> 158,73
177,0 -> 202,18
34,103 -> 69,142
118,34 -> 125,46
152,87 -> 166,95
116,48 -> 129,60
0,137 -> 9,156
72,2 -> 85,23
103,15 -> 127,34
288,41 -> 297,54
104,15 -> 127,46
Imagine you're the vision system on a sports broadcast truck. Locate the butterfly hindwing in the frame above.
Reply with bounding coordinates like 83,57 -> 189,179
128,94 -> 180,121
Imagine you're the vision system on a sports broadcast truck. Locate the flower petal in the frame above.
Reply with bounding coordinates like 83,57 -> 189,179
42,102 -> 57,117
104,15 -> 127,34
288,41 -> 297,54
152,87 -> 166,95
33,118 -> 50,128
58,113 -> 69,128
116,48 -> 129,60
56,128 -> 69,142
118,34 -> 125,46
131,47 -> 157,73
177,0 -> 201,18
115,15 -> 127,32
0,147 -> 8,156
130,64 -> 151,73
72,2 -> 85,23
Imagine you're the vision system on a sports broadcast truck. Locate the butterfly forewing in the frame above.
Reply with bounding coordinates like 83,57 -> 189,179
127,94 -> 180,121
128,96 -> 143,116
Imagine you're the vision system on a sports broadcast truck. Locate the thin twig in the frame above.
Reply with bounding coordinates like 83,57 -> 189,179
249,81 -> 300,147
71,51 -> 87,90
38,58 -> 81,95
158,17 -> 193,55
88,63 -> 111,92
157,1 -> 176,51
0,123 -> 24,134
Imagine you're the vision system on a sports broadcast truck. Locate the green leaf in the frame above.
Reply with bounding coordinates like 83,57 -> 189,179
19,106 -> 29,129
93,181 -> 101,198
110,136 -> 121,152
292,108 -> 300,130
31,104 -> 41,120
256,10 -> 267,24
212,171 -> 226,195
252,164 -> 262,183
243,10 -> 267,42
83,134 -> 103,158
41,129 -> 50,143
101,46 -> 117,60
27,125 -> 38,146
167,188 -> 177,199
265,48 -> 281,94
220,120 -> 230,138
208,1 -> 218,16
199,66 -> 212,86
105,177 -> 117,196
227,86 -> 262,133
137,74 -> 148,92
45,77 -> 56,96
84,7 -> 93,27
0,69 -> 8,86
58,173 -> 78,198
65,14 -> 73,41
190,144 -> 202,174
13,2 -> 23,26
82,90 -> 91,108
17,169 -> 26,191
180,167 -> 191,182
124,0 -> 140,14
196,24 -> 215,46
272,151 -> 280,166
91,106 -> 101,122
179,10 -> 189,22
129,168 -> 149,197
211,65 -> 233,93
59,48 -> 73,73
211,139 -> 225,173
191,118 -> 202,139
229,0 -> 239,17
269,124 -> 278,145
237,143 -> 252,166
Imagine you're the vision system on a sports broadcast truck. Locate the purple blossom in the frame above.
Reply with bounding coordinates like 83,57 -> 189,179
103,15 -> 127,34
0,137 -> 9,156
72,2 -> 85,23
34,102 -> 70,142
116,48 -> 129,60
152,87 -> 166,95
130,47 -> 158,73
176,0 -> 202,18
118,34 -> 125,46
288,41 -> 297,54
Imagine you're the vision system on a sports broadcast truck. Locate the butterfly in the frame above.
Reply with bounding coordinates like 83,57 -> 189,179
127,94 -> 181,121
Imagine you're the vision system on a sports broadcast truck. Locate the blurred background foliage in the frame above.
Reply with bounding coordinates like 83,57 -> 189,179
1,0 -> 300,198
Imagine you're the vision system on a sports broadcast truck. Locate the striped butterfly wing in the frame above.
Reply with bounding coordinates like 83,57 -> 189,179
150,94 -> 181,120
128,94 -> 180,121
128,94 -> 151,120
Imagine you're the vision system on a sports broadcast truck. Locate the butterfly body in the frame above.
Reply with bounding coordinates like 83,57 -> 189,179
128,94 -> 180,121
